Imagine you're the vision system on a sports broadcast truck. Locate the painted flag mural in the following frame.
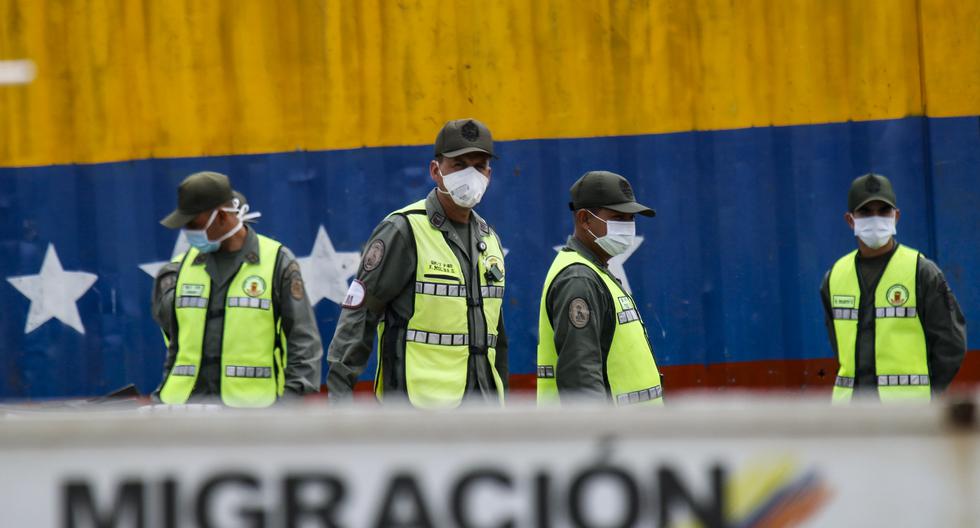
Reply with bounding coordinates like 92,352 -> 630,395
1,0 -> 978,399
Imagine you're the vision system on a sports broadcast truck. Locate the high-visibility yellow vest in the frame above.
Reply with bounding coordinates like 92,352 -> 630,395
160,234 -> 286,408
537,249 -> 663,406
829,244 -> 929,403
376,200 -> 506,408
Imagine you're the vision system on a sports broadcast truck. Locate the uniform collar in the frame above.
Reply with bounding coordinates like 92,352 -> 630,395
856,239 -> 900,263
565,235 -> 608,269
424,188 -> 490,237
191,226 -> 261,266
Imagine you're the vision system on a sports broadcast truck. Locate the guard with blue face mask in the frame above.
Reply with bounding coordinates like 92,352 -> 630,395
537,170 -> 664,406
152,171 -> 322,407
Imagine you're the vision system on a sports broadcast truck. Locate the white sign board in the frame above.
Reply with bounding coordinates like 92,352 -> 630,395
0,398 -> 977,527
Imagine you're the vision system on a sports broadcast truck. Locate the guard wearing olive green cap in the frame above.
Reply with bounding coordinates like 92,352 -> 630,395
822,173 -> 966,403
537,171 -> 663,405
326,118 -> 508,408
151,171 -> 323,407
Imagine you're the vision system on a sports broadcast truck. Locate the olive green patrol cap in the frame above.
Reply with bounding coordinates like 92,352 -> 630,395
568,171 -> 656,217
848,173 -> 897,212
434,118 -> 495,158
160,171 -> 234,228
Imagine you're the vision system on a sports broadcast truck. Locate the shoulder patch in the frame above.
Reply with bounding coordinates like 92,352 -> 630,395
568,297 -> 591,329
342,280 -> 366,309
362,240 -> 386,272
290,278 -> 306,301
158,274 -> 176,293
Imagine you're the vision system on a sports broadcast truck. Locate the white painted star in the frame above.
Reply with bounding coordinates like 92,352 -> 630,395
298,225 -> 361,306
139,232 -> 189,278
6,244 -> 98,334
553,236 -> 643,293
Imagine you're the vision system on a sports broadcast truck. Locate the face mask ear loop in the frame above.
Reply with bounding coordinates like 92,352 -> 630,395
201,209 -> 220,231
582,210 -> 604,242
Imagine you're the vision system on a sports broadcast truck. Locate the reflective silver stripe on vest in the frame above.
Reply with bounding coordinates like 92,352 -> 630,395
224,365 -> 273,379
405,330 -> 499,348
537,365 -> 555,379
877,374 -> 930,386
171,365 -> 196,377
177,296 -> 208,308
480,286 -> 505,299
228,297 -> 271,310
617,309 -> 640,324
834,376 -> 854,388
406,329 -> 468,346
615,385 -> 663,405
414,282 -> 466,297
832,308 -> 859,320
874,306 -> 917,319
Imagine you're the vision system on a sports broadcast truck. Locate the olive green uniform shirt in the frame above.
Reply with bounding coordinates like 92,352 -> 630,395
326,189 -> 508,403
820,241 -> 967,395
545,236 -> 625,401
151,227 -> 323,400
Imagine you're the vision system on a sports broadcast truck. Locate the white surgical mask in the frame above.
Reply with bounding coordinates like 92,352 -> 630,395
438,166 -> 489,209
183,199 -> 261,254
586,210 -> 636,257
853,215 -> 896,249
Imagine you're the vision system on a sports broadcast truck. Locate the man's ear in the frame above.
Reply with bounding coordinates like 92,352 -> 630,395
894,208 -> 901,227
430,159 -> 441,183
844,212 -> 855,230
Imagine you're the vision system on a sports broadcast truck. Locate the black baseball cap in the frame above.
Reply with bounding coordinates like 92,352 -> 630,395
160,171 -> 235,228
848,173 -> 897,212
569,171 -> 655,217
434,118 -> 495,158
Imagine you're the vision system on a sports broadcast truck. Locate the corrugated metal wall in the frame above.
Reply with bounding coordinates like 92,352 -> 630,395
0,0 -> 977,398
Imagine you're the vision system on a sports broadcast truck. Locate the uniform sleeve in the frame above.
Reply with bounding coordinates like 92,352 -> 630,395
276,247 -> 324,397
150,261 -> 181,401
917,257 -> 968,394
326,216 -> 415,401
820,270 -> 839,360
548,265 -> 612,401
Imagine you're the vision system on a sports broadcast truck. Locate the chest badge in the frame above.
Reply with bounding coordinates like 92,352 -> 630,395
243,276 -> 267,297
886,284 -> 909,306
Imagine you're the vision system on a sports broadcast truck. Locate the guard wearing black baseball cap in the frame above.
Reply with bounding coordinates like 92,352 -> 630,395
822,172 -> 965,403
151,171 -> 322,407
537,170 -> 663,406
326,118 -> 509,408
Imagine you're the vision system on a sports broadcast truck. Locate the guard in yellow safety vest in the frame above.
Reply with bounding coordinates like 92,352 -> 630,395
822,173 -> 966,403
537,171 -> 663,406
152,172 -> 323,407
326,119 -> 508,408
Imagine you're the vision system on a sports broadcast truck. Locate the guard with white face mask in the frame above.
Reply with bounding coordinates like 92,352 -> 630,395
151,172 -> 322,407
327,119 -> 509,408
822,173 -> 966,403
537,171 -> 663,406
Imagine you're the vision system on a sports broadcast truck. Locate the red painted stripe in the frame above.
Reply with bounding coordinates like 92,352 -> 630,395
335,350 -> 980,398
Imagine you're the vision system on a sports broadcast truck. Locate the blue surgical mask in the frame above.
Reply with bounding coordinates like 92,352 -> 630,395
182,201 -> 260,254
183,210 -> 223,254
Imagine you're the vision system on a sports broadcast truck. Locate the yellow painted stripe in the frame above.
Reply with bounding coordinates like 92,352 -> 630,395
0,0 -> 977,167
